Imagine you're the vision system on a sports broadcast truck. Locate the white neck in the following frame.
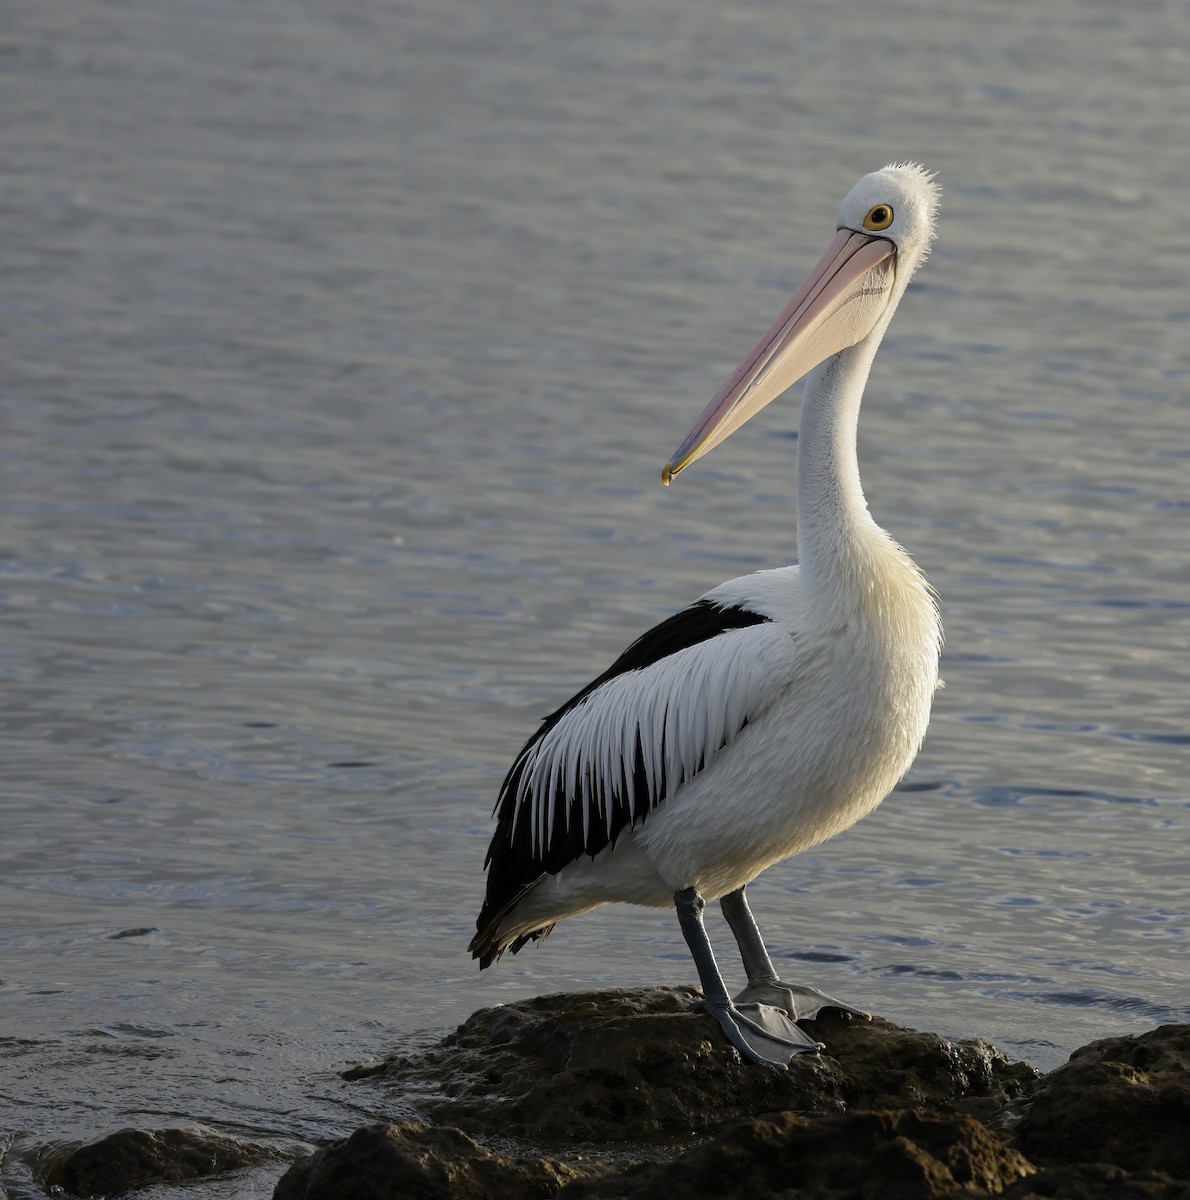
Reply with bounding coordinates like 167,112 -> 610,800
795,332 -> 888,595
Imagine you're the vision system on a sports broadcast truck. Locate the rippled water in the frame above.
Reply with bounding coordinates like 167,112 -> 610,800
3,0 -> 1189,1193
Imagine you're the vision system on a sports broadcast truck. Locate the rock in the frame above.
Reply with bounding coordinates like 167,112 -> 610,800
1011,1024 -> 1190,1179
803,1005 -> 1040,1122
271,1115 -> 1190,1200
1001,1163 -> 1190,1199
351,985 -> 1039,1144
554,1109 -> 1035,1200
39,1125 -> 284,1196
272,1121 -> 585,1200
279,1007 -> 1190,1200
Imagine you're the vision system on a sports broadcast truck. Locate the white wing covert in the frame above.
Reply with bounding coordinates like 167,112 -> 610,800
485,601 -> 798,895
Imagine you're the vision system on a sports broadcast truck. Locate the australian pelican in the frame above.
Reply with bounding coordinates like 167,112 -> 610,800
470,164 -> 943,1066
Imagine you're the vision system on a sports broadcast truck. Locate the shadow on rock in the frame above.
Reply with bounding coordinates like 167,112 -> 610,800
557,1109 -> 1035,1200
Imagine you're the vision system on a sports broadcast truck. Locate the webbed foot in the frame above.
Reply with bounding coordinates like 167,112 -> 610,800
733,980 -> 871,1022
703,999 -> 823,1066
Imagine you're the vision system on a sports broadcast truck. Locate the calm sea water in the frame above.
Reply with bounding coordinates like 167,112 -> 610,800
3,0 -> 1188,1194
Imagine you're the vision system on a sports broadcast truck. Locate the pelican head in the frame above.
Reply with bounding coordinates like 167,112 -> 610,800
837,162 -> 939,284
663,163 -> 940,483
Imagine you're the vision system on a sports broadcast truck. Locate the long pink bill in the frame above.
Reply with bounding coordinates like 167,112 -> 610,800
663,229 -> 896,484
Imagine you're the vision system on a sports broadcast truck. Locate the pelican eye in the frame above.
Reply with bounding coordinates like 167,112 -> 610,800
863,204 -> 894,231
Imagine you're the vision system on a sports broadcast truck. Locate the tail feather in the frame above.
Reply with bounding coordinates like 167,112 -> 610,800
469,872 -> 553,968
469,912 -> 555,969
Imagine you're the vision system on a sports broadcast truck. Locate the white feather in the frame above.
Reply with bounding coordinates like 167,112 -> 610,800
514,617 -> 802,860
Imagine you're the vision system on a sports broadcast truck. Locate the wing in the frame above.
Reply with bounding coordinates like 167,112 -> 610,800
475,598 -> 798,947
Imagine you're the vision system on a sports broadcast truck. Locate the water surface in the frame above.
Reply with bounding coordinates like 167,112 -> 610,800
2,0 -> 1189,1193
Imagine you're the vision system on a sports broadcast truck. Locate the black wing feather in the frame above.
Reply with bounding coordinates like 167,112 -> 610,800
472,599 -> 770,961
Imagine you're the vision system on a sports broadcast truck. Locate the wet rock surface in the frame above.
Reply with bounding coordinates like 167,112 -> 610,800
1003,1164 -> 1190,1200
35,1125 -> 290,1197
350,986 -> 1039,1142
557,1109 -> 1035,1200
272,1122 -> 583,1200
1011,1023 -> 1190,1179
285,992 -> 1188,1200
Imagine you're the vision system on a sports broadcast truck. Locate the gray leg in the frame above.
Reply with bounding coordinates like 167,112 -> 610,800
720,886 -> 870,1021
674,887 -> 820,1066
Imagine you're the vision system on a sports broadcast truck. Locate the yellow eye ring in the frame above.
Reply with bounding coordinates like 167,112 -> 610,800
863,204 -> 894,231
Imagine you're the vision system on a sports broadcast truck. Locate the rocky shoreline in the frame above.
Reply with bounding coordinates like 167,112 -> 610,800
30,988 -> 1190,1198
